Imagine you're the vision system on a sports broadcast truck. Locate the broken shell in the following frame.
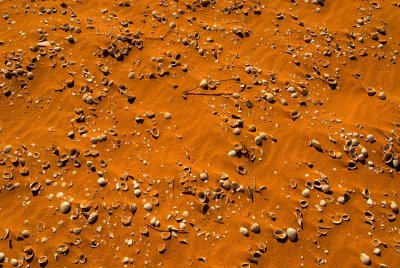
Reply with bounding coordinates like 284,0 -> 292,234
158,243 -> 166,253
161,232 -> 171,240
273,229 -> 287,242
79,200 -> 92,211
149,128 -> 160,139
200,203 -> 209,214
24,250 -> 34,262
117,181 -> 129,191
78,254 -> 87,264
362,189 -> 371,199
332,214 -> 343,225
286,228 -> 298,242
151,197 -> 159,206
139,227 -> 149,236
372,239 -> 383,247
197,191 -> 207,203
342,214 -> 350,221
121,215 -> 131,226
257,242 -> 267,253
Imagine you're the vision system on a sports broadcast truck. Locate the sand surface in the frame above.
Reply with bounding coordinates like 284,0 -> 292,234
0,0 -> 400,267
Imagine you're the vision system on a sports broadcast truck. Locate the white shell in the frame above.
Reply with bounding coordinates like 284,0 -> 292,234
286,228 -> 298,242
391,201 -> 399,213
302,188 -> 310,198
144,203 -> 153,211
60,202 -> 71,214
88,212 -> 98,224
250,223 -> 260,234
130,203 -> 137,214
239,227 -> 249,236
360,253 -> 371,265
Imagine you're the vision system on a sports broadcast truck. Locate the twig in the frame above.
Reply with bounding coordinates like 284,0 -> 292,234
184,92 -> 232,96
182,78 -> 242,94
146,224 -> 189,233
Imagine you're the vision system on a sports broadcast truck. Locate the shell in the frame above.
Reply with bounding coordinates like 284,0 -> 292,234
149,128 -> 160,139
309,139 -> 322,150
273,229 -> 287,241
286,228 -> 298,242
20,167 -> 29,176
364,211 -> 375,221
237,165 -> 246,175
257,242 -> 267,253
231,182 -> 241,192
383,152 -> 393,164
161,232 -> 171,240
130,203 -> 137,214
290,110 -> 300,120
87,212 -> 98,224
57,244 -> 69,255
239,227 -> 249,236
200,203 -> 209,214
386,213 -> 396,222
290,179 -> 297,189
121,216 -> 131,226
362,188 -> 371,199
250,223 -> 261,234
2,172 -> 13,180
139,227 -> 148,236
300,200 -> 308,208
60,202 -> 71,214
197,191 -> 207,203
38,256 -> 48,265
347,161 -> 357,170
29,181 -> 41,193
360,253 -> 371,265
391,201 -> 399,213
79,200 -> 92,211
332,215 -> 342,225
158,243 -> 166,253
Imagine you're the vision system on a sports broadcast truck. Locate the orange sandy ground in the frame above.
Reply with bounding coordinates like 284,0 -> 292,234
0,0 -> 400,267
